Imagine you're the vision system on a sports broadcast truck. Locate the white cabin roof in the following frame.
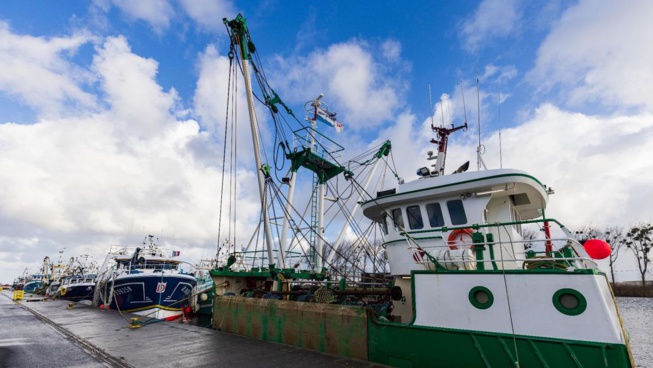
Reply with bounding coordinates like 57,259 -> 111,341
362,168 -> 549,222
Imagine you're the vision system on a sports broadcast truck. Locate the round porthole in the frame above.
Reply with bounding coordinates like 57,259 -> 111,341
469,286 -> 494,309
552,288 -> 587,316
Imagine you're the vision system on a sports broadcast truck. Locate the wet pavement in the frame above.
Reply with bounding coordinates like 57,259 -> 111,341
1,291 -> 383,367
0,293 -> 107,367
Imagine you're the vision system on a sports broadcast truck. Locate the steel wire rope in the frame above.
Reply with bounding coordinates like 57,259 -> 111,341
228,35 -> 351,184
318,150 -> 384,232
333,157 -> 378,204
216,54 -> 236,259
323,198 -> 367,263
344,173 -> 438,272
497,224 -> 521,367
321,183 -> 352,231
325,180 -> 375,251
271,179 -> 326,271
268,180 -> 318,271
224,25 -> 285,172
284,182 -> 319,256
234,30 -> 299,165
387,150 -> 401,182
360,225 -> 385,274
226,26 -> 283,266
266,179 -> 373,279
358,222 -> 385,276
333,223 -> 381,279
265,176 -> 287,266
224,22 -> 390,278
253,209 -> 264,270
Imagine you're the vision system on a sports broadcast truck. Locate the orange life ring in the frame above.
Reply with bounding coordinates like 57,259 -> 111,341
448,228 -> 474,250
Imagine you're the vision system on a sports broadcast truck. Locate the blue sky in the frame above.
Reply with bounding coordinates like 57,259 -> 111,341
1,0 -> 652,283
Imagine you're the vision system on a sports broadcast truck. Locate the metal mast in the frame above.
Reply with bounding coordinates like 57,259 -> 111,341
226,15 -> 279,268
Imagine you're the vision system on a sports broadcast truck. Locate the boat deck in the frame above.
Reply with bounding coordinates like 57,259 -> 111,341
1,291 -> 384,367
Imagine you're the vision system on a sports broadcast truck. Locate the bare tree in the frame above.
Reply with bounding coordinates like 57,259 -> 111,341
325,239 -> 388,280
572,226 -> 624,283
573,226 -> 601,241
521,227 -> 539,251
572,226 -> 624,281
621,223 -> 653,296
603,227 -> 624,284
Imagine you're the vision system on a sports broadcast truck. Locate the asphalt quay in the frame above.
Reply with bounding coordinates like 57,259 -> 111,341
1,291 -> 384,368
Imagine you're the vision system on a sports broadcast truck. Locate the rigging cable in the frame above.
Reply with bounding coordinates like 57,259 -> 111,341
497,225 -> 521,367
216,52 -> 235,258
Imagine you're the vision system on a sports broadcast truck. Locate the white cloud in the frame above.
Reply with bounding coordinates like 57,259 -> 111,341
530,0 -> 653,111
179,0 -> 237,33
192,44 -> 273,167
269,40 -> 407,130
381,39 -> 401,62
193,45 -> 232,135
93,36 -> 179,137
461,0 -> 520,51
371,87 -> 653,232
0,22 -> 97,118
0,30 -> 264,283
100,0 -> 174,31
93,0 -> 236,34
464,104 -> 653,228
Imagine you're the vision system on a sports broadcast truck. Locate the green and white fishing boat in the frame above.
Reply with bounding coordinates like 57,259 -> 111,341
210,14 -> 634,368
194,258 -> 215,316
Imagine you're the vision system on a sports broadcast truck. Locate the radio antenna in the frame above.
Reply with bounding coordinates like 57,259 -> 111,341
499,81 -> 503,169
475,51 -> 487,171
428,84 -> 435,127
499,131 -> 503,168
440,95 -> 446,126
460,81 -> 468,126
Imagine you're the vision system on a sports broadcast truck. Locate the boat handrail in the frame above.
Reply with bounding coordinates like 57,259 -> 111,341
399,217 -> 571,236
406,236 -> 578,246
413,256 -> 598,269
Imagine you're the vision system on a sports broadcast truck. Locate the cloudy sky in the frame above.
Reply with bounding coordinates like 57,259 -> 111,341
1,0 -> 652,283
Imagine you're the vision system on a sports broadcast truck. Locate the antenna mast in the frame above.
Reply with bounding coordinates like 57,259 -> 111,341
430,121 -> 467,176
499,131 -> 503,168
428,84 -> 435,127
475,53 -> 487,171
499,83 -> 503,169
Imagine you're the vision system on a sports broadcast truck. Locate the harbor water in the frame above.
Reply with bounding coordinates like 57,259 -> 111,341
618,297 -> 653,367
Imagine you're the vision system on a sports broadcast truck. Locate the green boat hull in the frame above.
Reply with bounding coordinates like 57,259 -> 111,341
369,317 -> 632,367
212,295 -> 632,367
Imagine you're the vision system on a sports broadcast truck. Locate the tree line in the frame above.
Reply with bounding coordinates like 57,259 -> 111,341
573,223 -> 653,292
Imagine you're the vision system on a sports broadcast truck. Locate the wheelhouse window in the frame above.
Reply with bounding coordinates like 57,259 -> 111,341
447,199 -> 468,225
426,203 -> 445,227
380,214 -> 389,235
406,205 -> 424,230
391,208 -> 404,230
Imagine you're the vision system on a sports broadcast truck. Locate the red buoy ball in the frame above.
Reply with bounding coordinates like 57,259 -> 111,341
184,306 -> 192,315
583,238 -> 612,260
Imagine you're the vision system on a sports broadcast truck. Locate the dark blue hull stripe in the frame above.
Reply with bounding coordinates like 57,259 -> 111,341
100,275 -> 196,312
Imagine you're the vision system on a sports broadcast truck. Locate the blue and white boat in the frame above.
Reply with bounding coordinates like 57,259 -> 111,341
58,256 -> 98,302
94,235 -> 196,320
23,273 -> 46,294
59,274 -> 96,301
